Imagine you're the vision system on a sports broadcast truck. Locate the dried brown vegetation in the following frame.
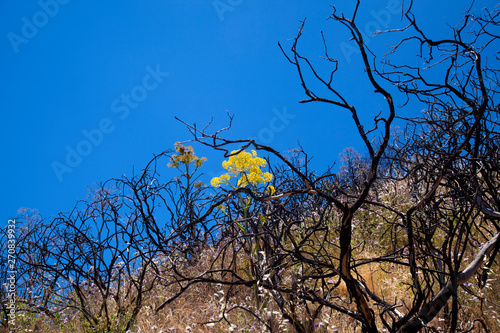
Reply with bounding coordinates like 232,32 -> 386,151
2,1 -> 500,332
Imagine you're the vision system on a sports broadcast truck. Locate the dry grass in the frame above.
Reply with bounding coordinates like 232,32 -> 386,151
7,243 -> 500,333
5,205 -> 500,332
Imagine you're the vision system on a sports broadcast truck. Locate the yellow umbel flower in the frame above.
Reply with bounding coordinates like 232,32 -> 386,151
211,150 -> 273,189
168,142 -> 207,168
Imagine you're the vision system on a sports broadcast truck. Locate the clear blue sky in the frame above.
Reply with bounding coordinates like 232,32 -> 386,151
1,0 -> 494,219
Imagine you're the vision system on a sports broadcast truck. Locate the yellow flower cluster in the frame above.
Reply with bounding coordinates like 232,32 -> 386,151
168,143 -> 207,168
211,150 -> 273,188
266,185 -> 276,195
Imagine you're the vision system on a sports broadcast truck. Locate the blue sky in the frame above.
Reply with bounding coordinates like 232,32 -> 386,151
1,0 -> 494,219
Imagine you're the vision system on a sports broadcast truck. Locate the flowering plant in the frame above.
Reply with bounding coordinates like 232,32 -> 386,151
210,150 -> 274,194
168,142 -> 206,169
168,142 -> 207,243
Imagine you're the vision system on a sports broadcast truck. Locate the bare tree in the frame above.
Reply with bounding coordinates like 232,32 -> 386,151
2,1 -> 499,332
179,1 -> 500,332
